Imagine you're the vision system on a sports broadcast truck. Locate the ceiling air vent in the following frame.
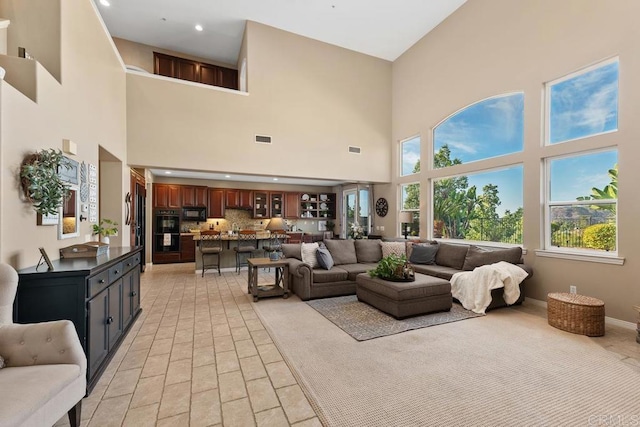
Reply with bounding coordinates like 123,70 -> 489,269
255,135 -> 272,144
348,146 -> 361,154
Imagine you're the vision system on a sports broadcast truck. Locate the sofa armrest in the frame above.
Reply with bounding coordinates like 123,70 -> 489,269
286,258 -> 313,279
284,258 -> 313,300
517,263 -> 533,279
0,320 -> 86,374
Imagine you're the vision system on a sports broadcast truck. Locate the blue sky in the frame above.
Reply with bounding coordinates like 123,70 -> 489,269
550,61 -> 619,143
550,150 -> 617,201
401,136 -> 420,175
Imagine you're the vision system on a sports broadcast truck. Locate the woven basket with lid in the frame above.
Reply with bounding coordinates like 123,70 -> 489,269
547,292 -> 605,337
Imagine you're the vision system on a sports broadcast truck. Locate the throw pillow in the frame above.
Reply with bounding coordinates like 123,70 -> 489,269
380,241 -> 406,258
462,245 -> 523,271
406,240 -> 438,260
301,242 -> 320,268
409,243 -> 439,265
316,247 -> 335,270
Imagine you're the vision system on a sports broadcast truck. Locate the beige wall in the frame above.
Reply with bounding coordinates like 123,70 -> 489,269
113,37 -> 237,74
0,0 -> 128,269
382,0 -> 640,321
125,21 -> 392,184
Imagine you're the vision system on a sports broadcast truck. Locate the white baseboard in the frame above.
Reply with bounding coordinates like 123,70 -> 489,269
524,297 -> 636,330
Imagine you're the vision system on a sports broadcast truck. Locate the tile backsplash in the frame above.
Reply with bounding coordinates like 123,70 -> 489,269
181,209 -> 331,234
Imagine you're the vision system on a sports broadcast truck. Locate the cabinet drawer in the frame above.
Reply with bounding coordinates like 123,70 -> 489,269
122,254 -> 140,273
87,270 -> 109,298
108,262 -> 124,283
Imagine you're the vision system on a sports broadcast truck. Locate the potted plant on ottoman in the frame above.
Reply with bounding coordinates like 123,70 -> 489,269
369,253 -> 415,282
92,219 -> 118,244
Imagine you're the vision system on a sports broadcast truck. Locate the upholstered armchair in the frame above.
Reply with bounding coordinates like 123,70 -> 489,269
0,263 -> 87,427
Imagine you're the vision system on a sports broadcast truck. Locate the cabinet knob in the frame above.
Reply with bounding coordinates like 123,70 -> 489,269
99,279 -> 105,284
126,263 -> 131,267
131,291 -> 137,297
106,316 -> 114,325
115,270 -> 120,274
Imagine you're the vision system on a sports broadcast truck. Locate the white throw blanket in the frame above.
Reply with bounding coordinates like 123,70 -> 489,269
450,261 -> 528,314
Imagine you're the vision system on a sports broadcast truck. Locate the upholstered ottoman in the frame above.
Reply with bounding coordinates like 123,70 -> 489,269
356,273 -> 452,319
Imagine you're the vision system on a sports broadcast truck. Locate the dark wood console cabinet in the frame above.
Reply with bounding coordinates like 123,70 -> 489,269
16,247 -> 143,393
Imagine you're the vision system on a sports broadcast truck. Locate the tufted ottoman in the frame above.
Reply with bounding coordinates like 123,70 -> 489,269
356,273 -> 452,319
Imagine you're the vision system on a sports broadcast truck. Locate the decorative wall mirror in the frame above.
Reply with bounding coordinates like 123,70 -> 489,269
59,184 -> 80,239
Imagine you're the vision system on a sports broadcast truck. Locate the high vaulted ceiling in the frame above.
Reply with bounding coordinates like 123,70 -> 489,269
93,0 -> 467,65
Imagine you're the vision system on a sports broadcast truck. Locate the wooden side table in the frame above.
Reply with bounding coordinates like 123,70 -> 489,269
247,258 -> 289,302
547,292 -> 605,337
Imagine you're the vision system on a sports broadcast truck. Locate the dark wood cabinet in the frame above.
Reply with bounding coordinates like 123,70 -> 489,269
16,247 -> 143,393
253,191 -> 268,218
284,192 -> 300,219
153,52 -> 238,90
299,193 -> 337,219
226,189 -> 253,209
207,188 -> 225,218
270,192 -> 284,218
153,184 -> 181,209
182,186 -> 207,207
180,235 -> 196,262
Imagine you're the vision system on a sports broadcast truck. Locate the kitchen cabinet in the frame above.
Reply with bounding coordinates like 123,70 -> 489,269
153,184 -> 181,209
270,192 -> 284,218
16,247 -> 142,393
207,188 -> 225,218
153,52 -> 238,90
253,191 -> 269,218
226,189 -> 253,209
284,192 -> 300,219
299,193 -> 337,219
180,235 -> 196,262
182,185 -> 208,207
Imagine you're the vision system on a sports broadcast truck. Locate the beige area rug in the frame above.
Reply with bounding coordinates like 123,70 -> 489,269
307,295 -> 483,341
253,296 -> 640,426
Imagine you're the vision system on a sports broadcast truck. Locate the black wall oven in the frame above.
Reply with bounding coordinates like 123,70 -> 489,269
154,209 -> 180,253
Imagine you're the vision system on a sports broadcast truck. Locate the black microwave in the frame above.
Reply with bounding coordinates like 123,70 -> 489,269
182,207 -> 206,221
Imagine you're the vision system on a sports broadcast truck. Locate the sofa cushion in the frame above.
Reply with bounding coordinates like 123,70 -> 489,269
338,263 -> 379,281
312,267 -> 349,283
411,264 -> 462,280
434,243 -> 469,270
462,245 -> 523,271
324,239 -> 358,265
316,246 -> 334,270
282,243 -> 302,260
380,241 -> 406,258
301,243 -> 320,268
409,244 -> 439,265
355,239 -> 383,263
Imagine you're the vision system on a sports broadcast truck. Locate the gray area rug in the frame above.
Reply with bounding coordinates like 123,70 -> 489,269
307,295 -> 483,341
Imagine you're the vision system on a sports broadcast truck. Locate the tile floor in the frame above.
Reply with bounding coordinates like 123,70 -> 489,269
56,263 -> 322,427
55,263 -> 640,426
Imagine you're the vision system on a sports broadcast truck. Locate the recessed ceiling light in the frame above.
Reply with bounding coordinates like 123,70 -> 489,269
195,24 -> 203,32
99,0 -> 110,6
164,171 -> 171,174
273,178 -> 279,181
224,175 -> 231,178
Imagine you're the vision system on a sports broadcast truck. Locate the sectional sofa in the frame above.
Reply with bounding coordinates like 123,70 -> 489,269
281,239 -> 533,311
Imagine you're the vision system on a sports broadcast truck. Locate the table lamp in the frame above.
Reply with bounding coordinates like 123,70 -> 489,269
266,217 -> 286,260
399,211 -> 413,240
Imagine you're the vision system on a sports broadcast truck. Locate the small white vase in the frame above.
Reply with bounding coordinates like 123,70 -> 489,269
100,236 -> 110,245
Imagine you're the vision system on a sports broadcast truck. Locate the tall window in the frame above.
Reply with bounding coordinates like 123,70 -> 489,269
401,183 -> 420,237
401,136 -> 420,176
433,93 -> 524,168
547,58 -> 619,144
546,151 -> 618,252
432,93 -> 524,244
543,59 -> 620,256
432,166 -> 523,243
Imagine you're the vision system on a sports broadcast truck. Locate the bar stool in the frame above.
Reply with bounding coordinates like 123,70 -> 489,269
200,230 -> 222,277
234,230 -> 257,274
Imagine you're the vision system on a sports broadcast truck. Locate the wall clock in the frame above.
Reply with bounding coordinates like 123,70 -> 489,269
375,197 -> 389,217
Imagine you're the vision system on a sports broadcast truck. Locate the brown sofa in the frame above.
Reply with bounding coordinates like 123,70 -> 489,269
281,239 -> 532,311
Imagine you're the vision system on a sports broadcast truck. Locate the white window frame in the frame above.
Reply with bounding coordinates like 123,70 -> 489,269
542,149 -> 619,259
400,182 -> 420,238
400,135 -> 420,177
544,57 -> 619,146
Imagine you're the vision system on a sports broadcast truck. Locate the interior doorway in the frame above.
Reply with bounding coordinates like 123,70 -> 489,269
342,185 -> 371,239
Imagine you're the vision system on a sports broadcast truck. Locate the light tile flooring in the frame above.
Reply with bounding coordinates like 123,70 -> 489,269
56,263 -> 322,427
55,263 -> 640,426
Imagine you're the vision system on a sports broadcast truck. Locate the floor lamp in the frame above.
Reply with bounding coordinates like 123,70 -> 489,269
399,211 -> 413,240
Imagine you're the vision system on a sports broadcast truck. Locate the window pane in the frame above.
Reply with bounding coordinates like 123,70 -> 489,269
549,60 -> 619,144
401,183 -> 420,236
433,166 -> 523,243
549,151 -> 618,202
359,189 -> 370,236
550,204 -> 616,251
433,93 -> 524,168
401,136 -> 420,176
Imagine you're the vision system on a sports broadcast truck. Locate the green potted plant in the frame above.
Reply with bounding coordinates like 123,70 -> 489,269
369,253 -> 415,282
20,149 -> 71,216
92,219 -> 118,244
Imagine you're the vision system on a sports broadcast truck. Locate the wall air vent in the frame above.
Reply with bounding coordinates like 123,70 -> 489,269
255,135 -> 272,144
348,146 -> 361,154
